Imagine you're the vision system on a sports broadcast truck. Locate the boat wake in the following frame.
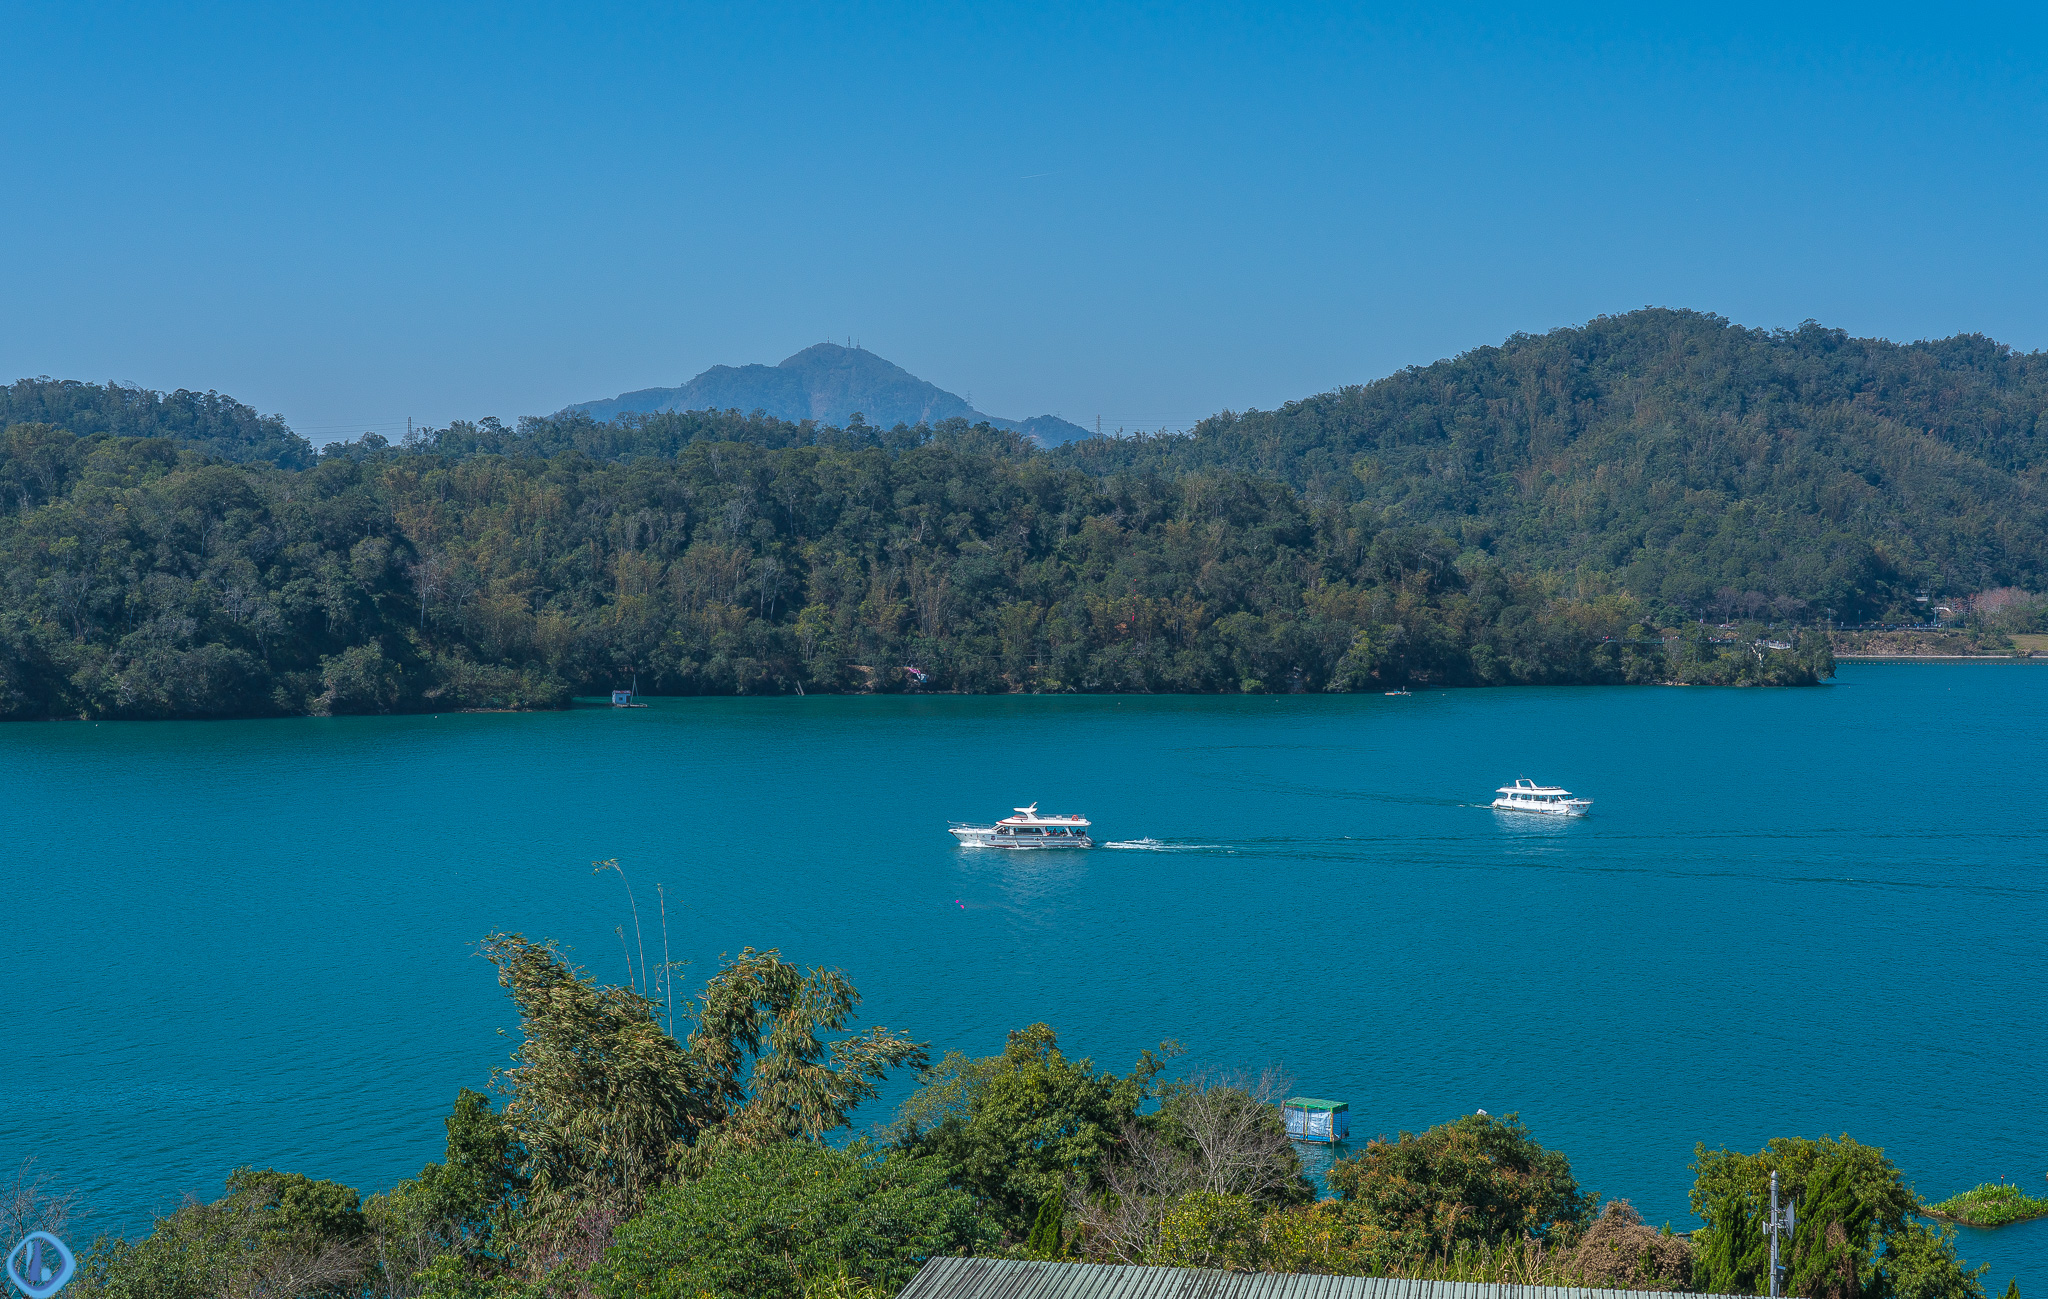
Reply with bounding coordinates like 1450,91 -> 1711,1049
1101,838 -> 1218,851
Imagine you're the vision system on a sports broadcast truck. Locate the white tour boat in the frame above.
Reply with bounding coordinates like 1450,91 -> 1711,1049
949,803 -> 1095,849
1491,779 -> 1592,817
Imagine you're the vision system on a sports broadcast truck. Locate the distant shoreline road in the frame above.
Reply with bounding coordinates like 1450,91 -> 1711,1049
1835,654 -> 2046,663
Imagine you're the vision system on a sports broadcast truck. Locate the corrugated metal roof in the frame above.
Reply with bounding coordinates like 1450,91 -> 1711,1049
898,1258 -> 1750,1299
1282,1098 -> 1348,1111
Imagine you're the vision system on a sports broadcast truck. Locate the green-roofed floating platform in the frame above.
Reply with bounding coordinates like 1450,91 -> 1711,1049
1282,1096 -> 1349,1143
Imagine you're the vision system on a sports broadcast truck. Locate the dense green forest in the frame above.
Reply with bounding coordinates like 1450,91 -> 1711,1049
0,411 -> 1828,720
30,935 -> 1993,1299
20,302 -> 2048,718
1,377 -> 315,469
1070,310 -> 2048,619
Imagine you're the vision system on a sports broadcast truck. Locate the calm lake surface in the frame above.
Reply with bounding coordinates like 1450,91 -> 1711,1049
5,667 -> 2045,1284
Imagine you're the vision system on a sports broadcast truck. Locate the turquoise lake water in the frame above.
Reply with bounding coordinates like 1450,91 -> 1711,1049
4,667 -> 2045,1286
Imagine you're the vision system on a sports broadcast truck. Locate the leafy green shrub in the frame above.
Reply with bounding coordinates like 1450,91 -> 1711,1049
1325,1112 -> 1594,1259
73,1168 -> 374,1299
1147,1191 -> 1262,1269
1886,1220 -> 1991,1299
593,1141 -> 988,1299
893,1023 -> 1170,1236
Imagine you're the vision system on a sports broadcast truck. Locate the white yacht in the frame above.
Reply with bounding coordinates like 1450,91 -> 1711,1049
1491,779 -> 1592,816
950,803 -> 1095,849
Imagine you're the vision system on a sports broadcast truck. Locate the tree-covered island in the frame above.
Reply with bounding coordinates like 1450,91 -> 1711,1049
8,308 -> 2048,719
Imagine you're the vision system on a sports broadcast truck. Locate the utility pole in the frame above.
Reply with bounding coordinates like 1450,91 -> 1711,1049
1765,1169 -> 1796,1298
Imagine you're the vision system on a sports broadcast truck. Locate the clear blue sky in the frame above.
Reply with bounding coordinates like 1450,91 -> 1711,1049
6,2 -> 2045,442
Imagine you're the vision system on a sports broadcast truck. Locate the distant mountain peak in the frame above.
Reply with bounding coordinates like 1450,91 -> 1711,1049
565,345 -> 1091,445
778,341 -> 878,368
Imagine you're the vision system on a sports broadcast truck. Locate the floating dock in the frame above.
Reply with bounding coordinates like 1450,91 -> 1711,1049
1282,1096 -> 1349,1143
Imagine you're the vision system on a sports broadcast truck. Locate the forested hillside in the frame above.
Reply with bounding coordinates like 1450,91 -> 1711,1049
1068,310 -> 2048,620
1,377 -> 314,469
0,414 -> 1824,719
24,303 -> 2048,719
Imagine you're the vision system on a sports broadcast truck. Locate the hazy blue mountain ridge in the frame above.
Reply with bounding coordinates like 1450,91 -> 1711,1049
567,343 -> 1093,444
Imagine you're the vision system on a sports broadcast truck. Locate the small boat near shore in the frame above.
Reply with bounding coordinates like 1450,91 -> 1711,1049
950,803 -> 1095,849
1491,778 -> 1592,816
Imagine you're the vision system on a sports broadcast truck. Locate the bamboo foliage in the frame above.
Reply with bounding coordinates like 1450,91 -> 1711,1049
688,947 -> 927,1149
482,933 -> 709,1213
481,933 -> 925,1222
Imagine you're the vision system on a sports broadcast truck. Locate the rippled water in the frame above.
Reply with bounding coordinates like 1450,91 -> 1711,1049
5,668 -> 2043,1284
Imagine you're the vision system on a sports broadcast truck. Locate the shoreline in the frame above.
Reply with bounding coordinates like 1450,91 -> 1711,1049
10,677 -> 1851,723
1920,1206 -> 2048,1228
1836,654 -> 2046,664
